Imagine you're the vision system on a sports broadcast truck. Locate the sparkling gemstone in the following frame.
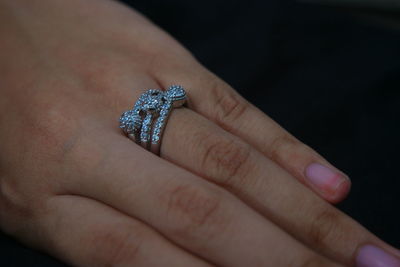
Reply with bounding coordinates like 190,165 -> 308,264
119,110 -> 141,133
160,106 -> 170,116
141,132 -> 149,140
166,85 -> 186,101
139,90 -> 166,111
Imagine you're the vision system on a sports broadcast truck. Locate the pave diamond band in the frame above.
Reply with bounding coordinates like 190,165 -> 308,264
119,85 -> 187,155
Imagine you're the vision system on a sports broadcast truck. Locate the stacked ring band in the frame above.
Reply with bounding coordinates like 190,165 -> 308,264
119,85 -> 187,155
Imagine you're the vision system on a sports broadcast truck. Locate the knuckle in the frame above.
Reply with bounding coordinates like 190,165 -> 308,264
308,209 -> 340,249
0,178 -> 43,236
200,134 -> 252,186
0,180 -> 21,234
56,47 -> 128,97
0,176 -> 37,213
31,101 -> 73,137
91,223 -> 144,266
165,184 -> 228,242
211,82 -> 249,126
268,133 -> 300,162
26,98 -> 80,161
0,178 -> 24,212
79,56 -> 125,96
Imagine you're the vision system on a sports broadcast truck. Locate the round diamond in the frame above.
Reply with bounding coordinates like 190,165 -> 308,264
119,110 -> 141,133
140,90 -> 165,111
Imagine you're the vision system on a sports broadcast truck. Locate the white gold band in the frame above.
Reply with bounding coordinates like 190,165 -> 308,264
119,85 -> 187,155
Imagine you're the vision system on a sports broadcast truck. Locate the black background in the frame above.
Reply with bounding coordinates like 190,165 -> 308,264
1,0 -> 399,265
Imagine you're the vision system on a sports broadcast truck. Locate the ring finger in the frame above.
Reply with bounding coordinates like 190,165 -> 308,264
159,106 -> 399,266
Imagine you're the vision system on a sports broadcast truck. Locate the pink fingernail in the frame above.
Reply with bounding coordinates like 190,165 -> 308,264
305,163 -> 347,195
357,245 -> 400,267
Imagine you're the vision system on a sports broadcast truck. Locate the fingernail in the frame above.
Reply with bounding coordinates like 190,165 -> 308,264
305,163 -> 348,195
356,245 -> 400,267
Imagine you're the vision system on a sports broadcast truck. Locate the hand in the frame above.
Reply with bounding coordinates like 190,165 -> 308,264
0,0 -> 398,266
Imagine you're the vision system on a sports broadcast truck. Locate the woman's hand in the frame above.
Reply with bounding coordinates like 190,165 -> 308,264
0,0 -> 398,266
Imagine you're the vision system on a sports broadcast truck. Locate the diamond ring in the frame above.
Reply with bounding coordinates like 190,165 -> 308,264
119,85 -> 187,155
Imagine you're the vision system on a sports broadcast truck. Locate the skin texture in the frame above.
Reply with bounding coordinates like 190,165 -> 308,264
0,0 -> 399,266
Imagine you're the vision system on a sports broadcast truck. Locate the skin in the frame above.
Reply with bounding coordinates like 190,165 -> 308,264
0,0 -> 398,266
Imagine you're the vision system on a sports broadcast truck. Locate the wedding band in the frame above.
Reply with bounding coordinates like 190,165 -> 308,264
119,85 -> 187,155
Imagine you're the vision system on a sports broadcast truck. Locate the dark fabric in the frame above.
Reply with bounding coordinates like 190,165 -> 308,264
300,0 -> 400,9
1,0 -> 399,265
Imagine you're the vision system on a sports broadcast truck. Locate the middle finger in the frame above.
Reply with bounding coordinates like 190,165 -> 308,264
160,107 -> 398,266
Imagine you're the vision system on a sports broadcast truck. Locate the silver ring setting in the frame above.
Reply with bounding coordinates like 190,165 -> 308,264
119,85 -> 187,155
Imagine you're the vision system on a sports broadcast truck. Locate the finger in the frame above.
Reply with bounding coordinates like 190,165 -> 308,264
64,129 -> 341,267
159,106 -> 400,266
37,195 -> 212,267
151,59 -> 351,203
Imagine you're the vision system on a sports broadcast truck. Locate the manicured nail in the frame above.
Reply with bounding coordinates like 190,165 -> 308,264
305,163 -> 348,195
356,245 -> 400,267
